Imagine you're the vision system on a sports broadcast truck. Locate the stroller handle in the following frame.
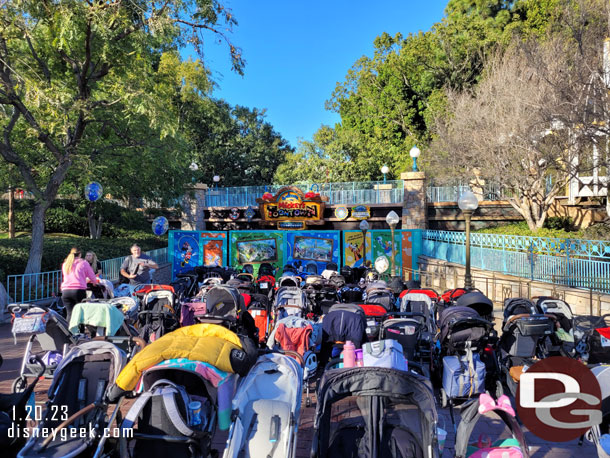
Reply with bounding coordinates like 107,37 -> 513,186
40,403 -> 98,450
505,313 -> 557,326
383,311 -> 426,321
281,350 -> 305,367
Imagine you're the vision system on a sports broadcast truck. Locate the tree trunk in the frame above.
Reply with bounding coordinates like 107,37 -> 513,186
87,203 -> 103,239
23,202 -> 49,274
8,186 -> 14,239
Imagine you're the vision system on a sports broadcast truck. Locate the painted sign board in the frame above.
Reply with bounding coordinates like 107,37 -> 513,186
257,186 -> 328,229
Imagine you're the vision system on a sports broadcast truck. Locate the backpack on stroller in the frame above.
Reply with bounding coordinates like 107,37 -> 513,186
8,304 -> 78,393
311,367 -> 440,458
436,306 -> 498,420
223,353 -> 303,458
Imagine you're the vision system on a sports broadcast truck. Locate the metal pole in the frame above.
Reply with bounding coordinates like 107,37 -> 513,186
362,229 -> 368,267
390,225 -> 396,277
464,210 -> 472,289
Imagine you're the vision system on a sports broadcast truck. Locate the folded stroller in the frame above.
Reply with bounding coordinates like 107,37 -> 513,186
586,364 -> 610,458
455,394 -> 530,458
17,339 -> 136,458
223,353 -> 303,458
436,306 -> 499,421
8,304 -> 78,392
498,299 -> 557,396
311,367 -> 440,458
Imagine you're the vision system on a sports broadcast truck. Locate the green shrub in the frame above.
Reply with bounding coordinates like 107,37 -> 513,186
544,216 -> 574,231
581,222 -> 610,241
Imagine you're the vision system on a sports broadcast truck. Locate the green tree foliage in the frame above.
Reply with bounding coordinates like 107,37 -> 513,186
0,0 -> 242,273
184,98 -> 293,186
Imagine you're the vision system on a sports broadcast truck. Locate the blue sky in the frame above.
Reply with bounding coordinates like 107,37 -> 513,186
188,1 -> 449,150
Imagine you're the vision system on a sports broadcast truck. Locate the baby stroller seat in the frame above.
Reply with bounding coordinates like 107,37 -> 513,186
8,304 -> 78,392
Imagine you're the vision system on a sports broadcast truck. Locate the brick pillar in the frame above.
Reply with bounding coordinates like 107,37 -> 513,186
401,171 -> 427,229
181,183 -> 207,230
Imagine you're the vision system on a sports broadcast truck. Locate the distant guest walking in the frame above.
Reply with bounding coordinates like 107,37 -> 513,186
60,247 -> 99,320
120,244 -> 158,286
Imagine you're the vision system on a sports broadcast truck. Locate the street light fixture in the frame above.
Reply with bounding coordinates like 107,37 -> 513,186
381,165 -> 389,184
359,219 -> 369,267
409,145 -> 421,172
385,210 -> 400,279
189,162 -> 198,184
458,190 -> 479,289
213,175 -> 220,189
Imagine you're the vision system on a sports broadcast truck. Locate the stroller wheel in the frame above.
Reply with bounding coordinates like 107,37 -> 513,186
12,376 -> 27,393
440,388 -> 448,408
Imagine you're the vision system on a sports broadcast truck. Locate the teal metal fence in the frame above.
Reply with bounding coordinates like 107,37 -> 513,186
205,180 -> 404,207
423,230 -> 610,293
6,247 -> 168,304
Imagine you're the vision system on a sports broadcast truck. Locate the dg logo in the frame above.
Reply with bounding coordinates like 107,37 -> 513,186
516,356 -> 602,441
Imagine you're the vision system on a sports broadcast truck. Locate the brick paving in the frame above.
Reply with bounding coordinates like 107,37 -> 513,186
0,265 -> 596,457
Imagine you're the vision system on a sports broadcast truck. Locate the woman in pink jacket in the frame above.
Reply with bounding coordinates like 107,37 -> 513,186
60,247 -> 99,320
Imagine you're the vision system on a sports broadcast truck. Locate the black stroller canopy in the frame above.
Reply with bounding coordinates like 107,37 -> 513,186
205,286 -> 244,319
456,291 -> 493,317
314,367 -> 438,458
503,298 -> 536,322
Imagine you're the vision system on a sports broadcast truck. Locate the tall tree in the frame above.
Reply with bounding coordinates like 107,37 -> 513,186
0,0 -> 242,273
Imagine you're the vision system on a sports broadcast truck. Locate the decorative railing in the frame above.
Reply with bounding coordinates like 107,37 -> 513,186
6,247 -> 168,304
423,230 -> 610,293
205,180 -> 404,207
426,183 -> 510,202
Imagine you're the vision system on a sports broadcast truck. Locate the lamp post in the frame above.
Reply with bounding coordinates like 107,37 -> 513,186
213,175 -> 220,189
385,210 -> 400,279
458,190 -> 479,289
409,145 -> 421,172
359,219 -> 369,267
381,165 -> 389,184
189,162 -> 199,184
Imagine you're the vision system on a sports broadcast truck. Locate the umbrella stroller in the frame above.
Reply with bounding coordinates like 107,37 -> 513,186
8,304 -> 78,393
311,367 -> 440,458
17,339 -> 137,458
223,352 -> 303,458
586,364 -> 610,457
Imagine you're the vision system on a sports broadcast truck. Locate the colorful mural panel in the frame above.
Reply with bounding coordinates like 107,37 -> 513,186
284,231 -> 341,274
169,230 -> 227,280
342,231 -> 371,268
370,230 -> 402,275
401,231 -> 413,280
230,231 -> 285,276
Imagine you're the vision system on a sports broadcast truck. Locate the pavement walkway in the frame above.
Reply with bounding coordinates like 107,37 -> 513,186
0,265 -> 596,457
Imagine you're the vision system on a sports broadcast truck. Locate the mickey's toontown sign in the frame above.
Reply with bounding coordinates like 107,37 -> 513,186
257,186 -> 328,229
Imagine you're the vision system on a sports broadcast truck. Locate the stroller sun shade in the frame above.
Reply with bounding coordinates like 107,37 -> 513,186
205,286 -> 244,319
313,367 -> 438,458
456,292 -> 493,317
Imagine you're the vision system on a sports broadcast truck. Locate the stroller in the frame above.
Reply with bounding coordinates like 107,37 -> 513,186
197,285 -> 258,343
277,275 -> 302,289
498,298 -> 557,396
248,293 -> 272,344
8,303 -> 78,392
359,303 -> 388,341
223,352 -> 303,458
534,296 -> 575,354
227,273 -> 255,294
436,306 -> 498,419
274,286 -> 308,319
311,367 -> 440,458
586,364 -> 610,458
365,281 -> 396,311
572,314 -> 610,364
0,355 -> 46,456
180,278 -> 223,327
137,286 -> 179,342
17,339 -> 139,458
456,291 -> 494,322
454,394 -> 530,458
118,358 -> 233,458
382,310 -> 433,374
338,283 -> 364,304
